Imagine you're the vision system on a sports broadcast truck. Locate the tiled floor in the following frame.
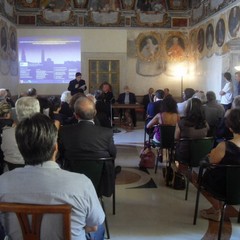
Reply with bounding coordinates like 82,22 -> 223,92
103,122 -> 240,240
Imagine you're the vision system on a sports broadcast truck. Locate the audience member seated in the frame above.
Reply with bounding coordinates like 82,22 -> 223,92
193,90 -> 207,104
164,88 -> 171,98
145,89 -> 164,136
175,98 -> 209,164
5,89 -> 15,107
177,88 -> 195,118
117,85 -> 137,127
142,87 -> 154,119
27,87 -> 50,114
200,108 -> 240,222
0,89 -> 7,102
48,96 -> 64,129
147,95 -> 180,143
203,91 -> 225,137
0,113 -> 105,239
215,95 -> 240,141
94,90 -> 112,128
0,102 -> 14,174
65,92 -> 85,125
146,89 -> 164,121
59,90 -> 73,120
1,97 -> 40,171
59,96 -> 117,197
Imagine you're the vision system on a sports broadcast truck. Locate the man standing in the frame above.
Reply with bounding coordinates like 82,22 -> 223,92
220,72 -> 233,111
0,113 -> 105,240
68,72 -> 87,96
59,96 -> 117,196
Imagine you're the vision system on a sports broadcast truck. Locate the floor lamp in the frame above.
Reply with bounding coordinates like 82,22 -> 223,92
181,75 -> 184,99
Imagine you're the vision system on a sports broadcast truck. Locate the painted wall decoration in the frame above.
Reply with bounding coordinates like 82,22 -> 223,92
206,23 -> 214,50
136,31 -> 164,76
171,18 -> 188,28
73,0 -> 89,9
164,33 -> 186,62
89,0 -> 121,11
197,27 -> 204,53
136,31 -> 161,62
228,6 -> 240,38
121,0 -> 136,10
137,0 -> 166,12
215,18 -> 225,47
166,0 -> 189,11
0,22 -> 8,58
9,26 -> 17,60
17,0 -> 39,8
0,19 -> 10,75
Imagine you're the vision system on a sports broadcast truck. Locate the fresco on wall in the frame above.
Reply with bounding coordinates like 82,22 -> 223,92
206,23 -> 214,50
210,0 -> 225,11
197,27 -> 204,54
166,0 -> 189,10
136,31 -> 165,76
38,0 -> 76,25
0,19 -> 9,75
165,34 -> 186,62
73,0 -> 89,9
215,18 -> 225,47
89,0 -> 121,11
228,6 -> 240,38
136,31 -> 161,62
9,26 -> 18,76
121,0 -> 136,10
137,0 -> 166,12
17,0 -> 39,8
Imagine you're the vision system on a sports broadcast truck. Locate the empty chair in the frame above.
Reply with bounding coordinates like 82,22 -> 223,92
69,157 -> 115,239
0,203 -> 71,240
176,137 -> 214,200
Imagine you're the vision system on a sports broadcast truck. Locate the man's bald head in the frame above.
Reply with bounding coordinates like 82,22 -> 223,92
74,96 -> 96,120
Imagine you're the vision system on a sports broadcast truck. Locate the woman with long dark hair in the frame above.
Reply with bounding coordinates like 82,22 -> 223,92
175,98 -> 209,163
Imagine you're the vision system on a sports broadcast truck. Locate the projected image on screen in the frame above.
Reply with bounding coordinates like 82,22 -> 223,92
18,37 -> 81,84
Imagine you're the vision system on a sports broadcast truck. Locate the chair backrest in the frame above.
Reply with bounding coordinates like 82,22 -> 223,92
189,137 -> 214,167
160,125 -> 176,149
0,203 -> 71,240
69,157 -> 114,196
226,165 -> 240,205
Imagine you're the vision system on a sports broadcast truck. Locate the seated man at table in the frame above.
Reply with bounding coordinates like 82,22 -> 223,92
117,85 -> 137,127
0,113 -> 105,240
59,96 -> 117,197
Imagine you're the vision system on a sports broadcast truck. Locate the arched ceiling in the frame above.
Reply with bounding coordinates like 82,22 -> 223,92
0,0 -> 237,28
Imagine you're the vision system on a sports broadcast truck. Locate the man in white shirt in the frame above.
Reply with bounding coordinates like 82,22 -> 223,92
220,72 -> 233,111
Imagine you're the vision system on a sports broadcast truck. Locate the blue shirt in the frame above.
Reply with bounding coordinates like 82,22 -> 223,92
0,161 -> 105,240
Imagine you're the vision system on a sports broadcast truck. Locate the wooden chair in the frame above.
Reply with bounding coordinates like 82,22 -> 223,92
193,163 -> 240,240
0,203 -> 71,240
176,137 -> 214,200
68,157 -> 115,239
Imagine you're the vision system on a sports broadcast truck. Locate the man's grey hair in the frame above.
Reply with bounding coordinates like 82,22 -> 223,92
74,96 -> 96,120
16,97 -> 40,122
60,91 -> 71,104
